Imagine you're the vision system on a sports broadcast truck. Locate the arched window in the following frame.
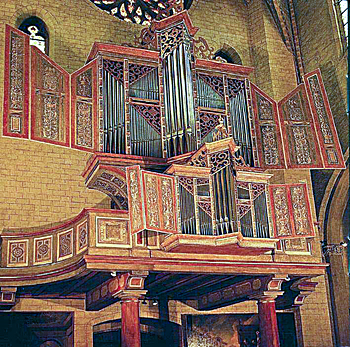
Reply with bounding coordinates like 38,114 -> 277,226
213,45 -> 243,65
334,0 -> 348,49
18,16 -> 49,54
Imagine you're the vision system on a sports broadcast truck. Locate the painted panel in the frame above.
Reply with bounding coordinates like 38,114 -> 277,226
278,83 -> 322,168
31,47 -> 70,146
269,184 -> 314,239
71,59 -> 98,151
3,25 -> 30,138
250,82 -> 286,169
304,69 -> 345,168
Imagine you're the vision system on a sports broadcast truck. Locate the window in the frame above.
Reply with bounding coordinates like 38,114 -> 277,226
334,0 -> 348,49
90,0 -> 178,25
213,45 -> 243,65
18,16 -> 49,54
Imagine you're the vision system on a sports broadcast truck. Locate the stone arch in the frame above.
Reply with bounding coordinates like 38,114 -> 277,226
10,6 -> 60,59
213,44 -> 243,65
39,340 -> 62,347
318,150 -> 349,346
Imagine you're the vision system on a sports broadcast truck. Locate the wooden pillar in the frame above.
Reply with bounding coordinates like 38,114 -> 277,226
120,292 -> 142,347
258,297 -> 280,347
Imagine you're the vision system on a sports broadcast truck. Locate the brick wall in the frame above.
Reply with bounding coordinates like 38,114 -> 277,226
0,0 -> 141,229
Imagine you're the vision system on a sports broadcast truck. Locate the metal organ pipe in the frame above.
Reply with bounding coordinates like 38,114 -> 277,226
212,166 -> 237,235
102,67 -> 125,154
179,185 -> 196,234
230,90 -> 253,166
253,192 -> 270,238
163,43 -> 196,157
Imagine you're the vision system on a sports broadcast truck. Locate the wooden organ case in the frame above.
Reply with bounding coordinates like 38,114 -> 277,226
3,11 -> 345,256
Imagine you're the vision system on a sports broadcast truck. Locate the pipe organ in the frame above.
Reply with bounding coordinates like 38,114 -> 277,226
3,12 -> 345,253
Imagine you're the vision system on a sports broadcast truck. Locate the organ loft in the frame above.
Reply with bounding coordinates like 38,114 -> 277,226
0,1 -> 348,346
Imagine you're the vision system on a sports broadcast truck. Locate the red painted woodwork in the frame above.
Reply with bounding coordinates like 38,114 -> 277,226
30,46 -> 70,147
250,82 -> 286,169
303,69 -> 345,169
71,59 -> 99,152
152,10 -> 199,36
3,25 -> 30,139
269,183 -> 314,239
278,83 -> 323,168
87,42 -> 159,63
196,59 -> 254,77
121,297 -> 141,347
258,299 -> 280,347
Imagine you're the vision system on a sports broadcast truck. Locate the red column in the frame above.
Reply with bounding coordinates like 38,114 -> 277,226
258,297 -> 280,347
121,296 -> 141,347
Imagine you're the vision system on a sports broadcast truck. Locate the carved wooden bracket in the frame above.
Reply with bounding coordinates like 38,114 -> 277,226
86,271 -> 148,310
290,277 -> 318,306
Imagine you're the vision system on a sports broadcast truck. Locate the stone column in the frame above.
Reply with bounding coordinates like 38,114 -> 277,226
258,296 -> 280,347
249,275 -> 287,347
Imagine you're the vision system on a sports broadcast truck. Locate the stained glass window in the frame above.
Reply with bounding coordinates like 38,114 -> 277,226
90,0 -> 182,25
19,16 -> 49,54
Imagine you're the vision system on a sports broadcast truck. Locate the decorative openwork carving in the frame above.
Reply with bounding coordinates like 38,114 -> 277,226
89,0 -> 182,25
159,23 -> 185,59
103,59 -> 124,83
209,150 -> 231,174
227,78 -> 245,98
130,103 -> 161,134
179,176 -> 194,194
188,150 -> 208,168
198,74 -> 225,98
193,36 -> 214,59
129,64 -> 157,85
199,112 -> 221,139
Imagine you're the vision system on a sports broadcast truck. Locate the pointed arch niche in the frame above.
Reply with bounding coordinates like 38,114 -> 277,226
213,44 -> 243,65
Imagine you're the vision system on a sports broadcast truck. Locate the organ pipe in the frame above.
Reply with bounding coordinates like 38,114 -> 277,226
130,105 -> 162,157
102,68 -> 125,154
212,166 -> 237,235
163,43 -> 196,157
179,185 -> 197,234
229,89 -> 254,166
253,192 -> 270,238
